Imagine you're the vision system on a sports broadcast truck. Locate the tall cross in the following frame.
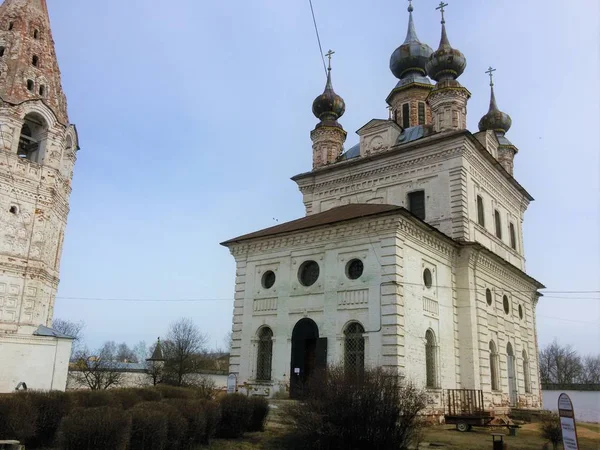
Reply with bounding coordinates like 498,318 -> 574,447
436,2 -> 448,23
485,66 -> 496,87
325,49 -> 335,70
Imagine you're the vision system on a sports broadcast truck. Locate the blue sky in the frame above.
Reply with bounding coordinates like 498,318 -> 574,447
48,0 -> 599,354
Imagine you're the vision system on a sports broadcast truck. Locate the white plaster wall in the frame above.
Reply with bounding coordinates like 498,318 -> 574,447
0,334 -> 72,392
67,372 -> 229,390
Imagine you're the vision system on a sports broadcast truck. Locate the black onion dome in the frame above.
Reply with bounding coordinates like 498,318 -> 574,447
478,85 -> 512,133
425,20 -> 466,81
312,68 -> 345,124
390,4 -> 433,80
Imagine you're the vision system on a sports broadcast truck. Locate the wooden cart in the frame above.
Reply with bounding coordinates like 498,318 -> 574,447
445,389 -> 494,432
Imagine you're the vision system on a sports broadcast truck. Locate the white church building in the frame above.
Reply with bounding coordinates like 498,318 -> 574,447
223,3 -> 543,413
0,0 -> 78,392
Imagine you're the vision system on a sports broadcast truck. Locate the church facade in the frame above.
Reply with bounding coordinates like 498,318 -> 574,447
222,3 -> 543,413
0,0 -> 78,392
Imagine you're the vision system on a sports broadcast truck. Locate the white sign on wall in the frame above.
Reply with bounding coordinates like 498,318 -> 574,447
558,393 -> 579,450
226,373 -> 237,394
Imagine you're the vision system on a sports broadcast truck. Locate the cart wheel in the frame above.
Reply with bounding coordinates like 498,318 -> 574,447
456,422 -> 469,432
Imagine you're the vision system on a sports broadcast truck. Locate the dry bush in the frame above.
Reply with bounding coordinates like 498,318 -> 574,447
129,408 -> 168,450
133,401 -> 187,450
284,366 -> 427,450
216,393 -> 252,438
22,390 -> 72,448
165,399 -> 207,448
57,406 -> 131,450
188,375 -> 217,400
68,389 -> 119,408
155,384 -> 195,399
0,394 -> 37,442
247,396 -> 270,432
112,388 -> 144,409
133,387 -> 163,402
540,411 -> 562,450
199,399 -> 221,443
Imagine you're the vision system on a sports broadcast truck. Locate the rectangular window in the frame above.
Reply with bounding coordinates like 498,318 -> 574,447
408,191 -> 426,220
509,223 -> 517,250
402,103 -> 410,129
0,47 -> 4,57
477,195 -> 485,226
418,102 -> 426,125
494,210 -> 502,239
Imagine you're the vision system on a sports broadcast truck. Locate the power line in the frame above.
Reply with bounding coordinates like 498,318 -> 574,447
308,0 -> 328,77
538,315 -> 600,325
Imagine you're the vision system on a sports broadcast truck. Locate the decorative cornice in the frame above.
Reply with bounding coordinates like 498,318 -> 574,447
397,217 -> 456,259
472,247 -> 543,293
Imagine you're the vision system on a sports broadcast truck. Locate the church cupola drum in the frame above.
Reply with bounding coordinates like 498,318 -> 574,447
0,0 -> 80,392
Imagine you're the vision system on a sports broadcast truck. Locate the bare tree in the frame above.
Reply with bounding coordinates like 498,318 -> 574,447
133,340 -> 148,363
162,318 -> 208,386
116,342 -> 137,362
145,340 -> 164,386
52,318 -> 85,356
539,340 -> 583,384
71,342 -> 124,390
581,355 -> 600,384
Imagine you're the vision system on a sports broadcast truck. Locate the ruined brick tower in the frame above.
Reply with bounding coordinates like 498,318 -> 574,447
0,0 -> 78,392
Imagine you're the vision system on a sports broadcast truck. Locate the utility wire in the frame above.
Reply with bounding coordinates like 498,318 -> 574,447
308,0 -> 328,77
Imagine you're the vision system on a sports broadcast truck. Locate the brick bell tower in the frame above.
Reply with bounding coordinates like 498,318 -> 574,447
0,0 -> 79,392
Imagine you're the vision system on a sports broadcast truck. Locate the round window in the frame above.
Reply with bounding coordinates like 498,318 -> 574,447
261,270 -> 276,289
298,260 -> 320,287
346,259 -> 364,280
423,268 -> 433,289
503,295 -> 510,314
518,304 -> 524,320
486,288 -> 492,306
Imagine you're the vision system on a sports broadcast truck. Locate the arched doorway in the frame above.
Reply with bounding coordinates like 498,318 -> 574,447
290,318 -> 326,398
507,343 -> 517,406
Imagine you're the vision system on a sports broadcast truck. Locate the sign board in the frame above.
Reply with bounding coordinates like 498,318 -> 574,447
558,393 -> 579,450
226,373 -> 237,394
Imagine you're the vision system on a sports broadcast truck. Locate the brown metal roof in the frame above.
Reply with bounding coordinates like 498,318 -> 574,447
220,204 -> 404,246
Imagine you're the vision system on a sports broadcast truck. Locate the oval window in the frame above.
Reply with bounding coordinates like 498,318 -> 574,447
518,304 -> 524,320
299,261 -> 320,287
261,270 -> 276,289
503,295 -> 510,314
423,268 -> 433,289
486,288 -> 493,306
346,259 -> 364,280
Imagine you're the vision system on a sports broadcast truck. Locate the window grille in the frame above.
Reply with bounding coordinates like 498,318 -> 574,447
408,190 -> 426,220
402,103 -> 410,129
256,327 -> 273,381
344,322 -> 365,379
418,102 -> 426,125
425,329 -> 439,388
489,341 -> 499,391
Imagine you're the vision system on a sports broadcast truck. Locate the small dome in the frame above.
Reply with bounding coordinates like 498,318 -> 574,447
478,86 -> 512,133
426,20 -> 466,81
390,5 -> 433,80
312,68 -> 345,124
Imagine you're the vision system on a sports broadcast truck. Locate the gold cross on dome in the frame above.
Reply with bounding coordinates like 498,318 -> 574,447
325,49 -> 335,70
485,66 -> 496,87
436,1 -> 448,23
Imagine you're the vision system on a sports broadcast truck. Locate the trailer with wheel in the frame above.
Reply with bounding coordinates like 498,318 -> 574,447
444,389 -> 494,432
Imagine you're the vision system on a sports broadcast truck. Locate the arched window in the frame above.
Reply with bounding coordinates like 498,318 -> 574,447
32,55 -> 39,67
523,350 -> 531,394
425,329 -> 439,388
344,322 -> 365,379
509,223 -> 517,250
494,210 -> 502,239
477,195 -> 485,226
489,340 -> 499,391
33,29 -> 39,39
18,113 -> 47,162
256,327 -> 273,381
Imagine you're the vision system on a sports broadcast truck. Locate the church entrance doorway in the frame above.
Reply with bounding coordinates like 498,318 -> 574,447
290,318 -> 327,399
507,343 -> 517,406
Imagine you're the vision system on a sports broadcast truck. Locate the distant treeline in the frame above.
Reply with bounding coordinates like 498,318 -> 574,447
542,383 -> 600,391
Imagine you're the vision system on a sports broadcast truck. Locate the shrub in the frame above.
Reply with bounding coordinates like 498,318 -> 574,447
134,401 -> 187,450
0,394 -> 37,442
23,390 -> 72,448
540,411 -> 562,450
155,384 -> 195,399
284,366 -> 427,450
134,387 -> 163,402
57,406 -> 131,450
199,399 -> 221,442
112,388 -> 143,409
68,389 -> 119,408
165,399 -> 207,447
247,396 -> 269,432
188,376 -> 217,400
216,393 -> 252,438
129,408 -> 168,450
